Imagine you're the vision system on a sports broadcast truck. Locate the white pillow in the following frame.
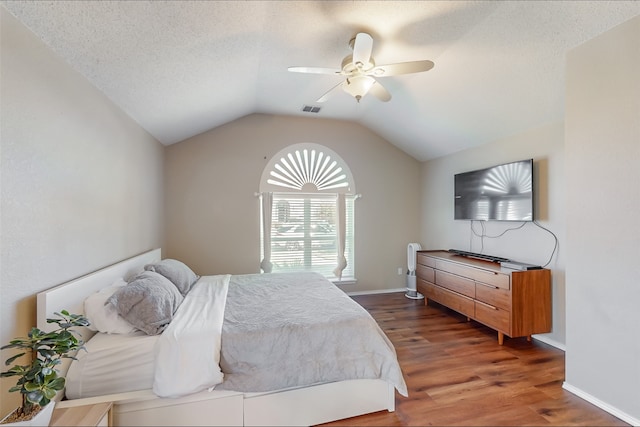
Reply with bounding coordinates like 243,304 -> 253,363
84,279 -> 137,334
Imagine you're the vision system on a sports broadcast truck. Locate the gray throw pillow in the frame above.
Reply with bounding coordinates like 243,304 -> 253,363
144,259 -> 199,296
108,271 -> 184,335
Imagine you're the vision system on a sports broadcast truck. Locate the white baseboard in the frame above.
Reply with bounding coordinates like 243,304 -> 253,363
531,334 -> 566,351
346,288 -> 405,296
562,382 -> 640,426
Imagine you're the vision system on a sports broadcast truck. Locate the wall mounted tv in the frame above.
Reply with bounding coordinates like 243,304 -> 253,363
454,159 -> 534,221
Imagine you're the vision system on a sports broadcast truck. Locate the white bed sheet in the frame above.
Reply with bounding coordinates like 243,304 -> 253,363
153,274 -> 229,397
65,331 -> 158,399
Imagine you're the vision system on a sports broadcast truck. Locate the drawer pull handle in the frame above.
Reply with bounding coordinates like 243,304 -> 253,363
477,282 -> 498,289
477,300 -> 498,310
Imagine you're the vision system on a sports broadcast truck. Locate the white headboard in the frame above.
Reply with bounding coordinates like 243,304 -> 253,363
36,248 -> 161,333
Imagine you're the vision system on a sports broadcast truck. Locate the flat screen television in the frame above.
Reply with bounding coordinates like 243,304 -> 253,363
454,159 -> 534,221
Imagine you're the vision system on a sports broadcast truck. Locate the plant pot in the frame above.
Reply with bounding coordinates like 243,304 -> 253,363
0,402 -> 55,427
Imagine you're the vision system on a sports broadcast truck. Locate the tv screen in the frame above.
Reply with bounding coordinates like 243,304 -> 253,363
454,159 -> 534,221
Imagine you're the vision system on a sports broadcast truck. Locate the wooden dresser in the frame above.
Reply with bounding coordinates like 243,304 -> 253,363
416,250 -> 551,345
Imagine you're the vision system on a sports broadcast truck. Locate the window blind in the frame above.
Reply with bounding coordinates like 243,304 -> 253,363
267,192 -> 354,280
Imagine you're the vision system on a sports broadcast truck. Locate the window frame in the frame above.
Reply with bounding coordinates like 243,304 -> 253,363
258,144 -> 357,283
262,192 -> 355,282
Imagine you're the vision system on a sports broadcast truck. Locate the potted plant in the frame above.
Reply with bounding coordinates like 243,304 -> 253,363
1,310 -> 89,426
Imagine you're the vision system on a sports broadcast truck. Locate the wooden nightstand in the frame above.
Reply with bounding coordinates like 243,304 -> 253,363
50,401 -> 112,427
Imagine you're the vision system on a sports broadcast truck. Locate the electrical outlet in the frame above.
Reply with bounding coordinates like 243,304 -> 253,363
397,267 -> 403,275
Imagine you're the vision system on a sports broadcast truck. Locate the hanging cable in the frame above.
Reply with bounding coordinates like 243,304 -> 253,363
470,221 -> 526,252
532,220 -> 559,268
469,220 -> 557,267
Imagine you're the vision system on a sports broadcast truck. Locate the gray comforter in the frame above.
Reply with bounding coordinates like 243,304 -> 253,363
217,272 -> 408,396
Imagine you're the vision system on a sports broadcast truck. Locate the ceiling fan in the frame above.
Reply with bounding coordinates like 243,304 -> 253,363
288,32 -> 434,103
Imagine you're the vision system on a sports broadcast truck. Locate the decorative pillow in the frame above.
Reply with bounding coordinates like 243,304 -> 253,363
107,271 -> 184,335
84,279 -> 137,334
144,259 -> 199,296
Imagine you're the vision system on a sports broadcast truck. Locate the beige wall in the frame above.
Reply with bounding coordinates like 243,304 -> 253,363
565,15 -> 639,423
164,113 -> 421,293
0,8 -> 164,416
419,121 -> 566,347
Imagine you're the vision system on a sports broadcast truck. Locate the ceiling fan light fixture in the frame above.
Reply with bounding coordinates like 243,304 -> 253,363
343,75 -> 376,102
288,32 -> 433,104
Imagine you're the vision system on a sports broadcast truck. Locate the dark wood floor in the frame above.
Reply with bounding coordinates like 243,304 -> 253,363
321,292 -> 628,427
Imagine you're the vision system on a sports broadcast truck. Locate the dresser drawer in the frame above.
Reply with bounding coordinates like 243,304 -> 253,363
435,270 -> 475,298
416,264 -> 434,282
475,281 -> 511,311
417,253 -> 436,268
417,278 -> 430,296
425,284 -> 474,318
436,260 -> 510,290
475,270 -> 510,290
475,301 -> 510,334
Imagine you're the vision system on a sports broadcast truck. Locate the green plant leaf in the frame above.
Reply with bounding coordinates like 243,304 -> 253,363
24,381 -> 39,392
3,310 -> 87,413
43,387 -> 57,400
4,352 -> 26,366
26,390 -> 43,405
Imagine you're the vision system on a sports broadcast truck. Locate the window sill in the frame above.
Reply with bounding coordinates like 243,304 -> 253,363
331,278 -> 357,286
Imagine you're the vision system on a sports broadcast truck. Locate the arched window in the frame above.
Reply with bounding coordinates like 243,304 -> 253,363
259,143 -> 356,282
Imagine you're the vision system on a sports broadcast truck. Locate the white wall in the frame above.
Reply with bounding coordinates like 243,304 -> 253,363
163,113 -> 422,293
564,15 -> 640,424
0,8 -> 164,416
419,121 -> 566,347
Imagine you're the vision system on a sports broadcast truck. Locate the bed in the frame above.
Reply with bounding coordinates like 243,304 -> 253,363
37,248 -> 407,426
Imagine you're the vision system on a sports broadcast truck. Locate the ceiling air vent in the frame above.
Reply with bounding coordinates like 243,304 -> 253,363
302,105 -> 321,113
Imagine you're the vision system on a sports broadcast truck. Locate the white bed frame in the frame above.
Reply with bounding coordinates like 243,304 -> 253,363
37,248 -> 396,426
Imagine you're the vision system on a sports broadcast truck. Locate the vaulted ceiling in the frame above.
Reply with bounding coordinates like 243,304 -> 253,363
2,1 -> 638,161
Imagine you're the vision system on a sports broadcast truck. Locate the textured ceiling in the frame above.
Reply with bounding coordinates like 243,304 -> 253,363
2,1 -> 639,161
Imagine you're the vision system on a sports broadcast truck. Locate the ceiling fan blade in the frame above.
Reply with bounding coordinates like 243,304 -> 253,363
316,81 -> 344,103
369,80 -> 391,102
288,66 -> 341,75
369,60 -> 434,76
352,33 -> 373,68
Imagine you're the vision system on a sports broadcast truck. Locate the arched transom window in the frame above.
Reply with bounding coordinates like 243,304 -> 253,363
259,143 -> 356,282
261,144 -> 354,193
